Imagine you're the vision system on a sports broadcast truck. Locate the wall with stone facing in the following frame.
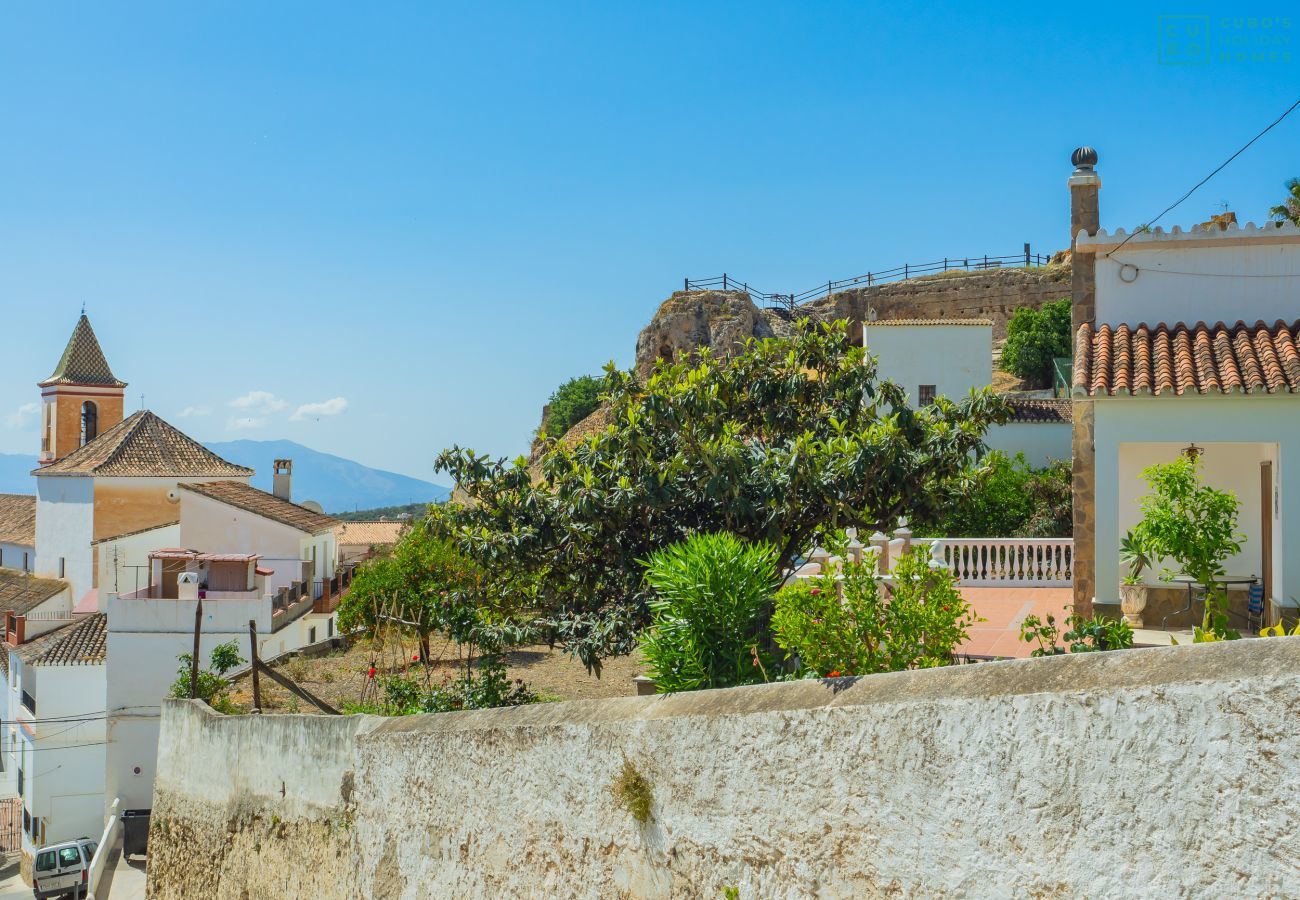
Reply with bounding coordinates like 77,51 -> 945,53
147,638 -> 1300,899
800,265 -> 1070,341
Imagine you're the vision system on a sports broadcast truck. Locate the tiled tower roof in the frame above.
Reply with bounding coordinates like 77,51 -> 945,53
34,410 -> 253,478
39,314 -> 126,388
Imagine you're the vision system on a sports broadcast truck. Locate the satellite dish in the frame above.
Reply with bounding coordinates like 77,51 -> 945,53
301,500 -> 325,514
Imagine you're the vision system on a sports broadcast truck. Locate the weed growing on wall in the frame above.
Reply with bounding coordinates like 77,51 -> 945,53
611,759 -> 654,825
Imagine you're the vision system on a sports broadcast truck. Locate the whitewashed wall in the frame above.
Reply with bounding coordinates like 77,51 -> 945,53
35,476 -> 93,601
862,322 -> 992,407
94,522 -> 179,596
148,639 -> 1300,899
27,664 -> 107,847
984,421 -> 1071,467
1085,226 -> 1300,328
0,541 -> 33,573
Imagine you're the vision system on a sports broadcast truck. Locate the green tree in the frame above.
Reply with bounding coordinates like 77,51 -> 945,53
337,510 -> 532,671
1000,298 -> 1072,387
541,375 -> 603,439
639,533 -> 779,693
921,452 -> 1072,538
1130,455 -> 1244,640
437,319 -> 1010,671
1269,177 -> 1300,226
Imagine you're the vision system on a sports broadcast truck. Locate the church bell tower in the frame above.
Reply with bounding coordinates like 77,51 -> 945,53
38,314 -> 126,465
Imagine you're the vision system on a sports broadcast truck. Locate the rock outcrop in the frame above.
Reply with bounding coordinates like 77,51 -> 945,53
633,290 -> 776,376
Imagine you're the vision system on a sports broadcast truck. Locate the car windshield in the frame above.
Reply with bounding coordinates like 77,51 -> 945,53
35,850 -> 56,872
58,847 -> 81,866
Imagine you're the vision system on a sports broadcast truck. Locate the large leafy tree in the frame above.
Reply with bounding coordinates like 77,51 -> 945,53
1000,298 -> 1072,387
540,374 -> 603,439
437,320 -> 1010,671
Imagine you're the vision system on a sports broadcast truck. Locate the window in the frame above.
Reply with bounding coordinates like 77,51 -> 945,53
0,548 -> 4,567
58,847 -> 80,867
327,617 -> 334,638
34,849 -> 55,873
308,627 -> 317,644
81,842 -> 97,863
80,401 -> 98,446
918,384 -> 937,406
22,552 -> 28,572
59,557 -> 65,578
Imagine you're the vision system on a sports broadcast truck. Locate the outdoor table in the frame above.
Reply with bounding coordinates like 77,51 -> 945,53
1164,574 -> 1258,629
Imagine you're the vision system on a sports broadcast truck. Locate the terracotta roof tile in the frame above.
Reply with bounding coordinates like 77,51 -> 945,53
0,569 -> 68,615
1075,320 -> 1300,396
0,495 -> 35,547
32,613 -> 106,666
36,410 -> 253,478
1005,399 -> 1072,423
333,521 -> 406,546
39,315 -> 126,388
179,481 -> 336,534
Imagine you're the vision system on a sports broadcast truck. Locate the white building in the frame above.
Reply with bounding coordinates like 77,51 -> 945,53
862,318 -> 1072,465
106,476 -> 347,812
4,613 -> 106,860
0,496 -> 35,575
1070,151 -> 1300,628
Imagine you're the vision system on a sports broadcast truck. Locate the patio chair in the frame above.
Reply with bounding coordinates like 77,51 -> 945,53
1246,583 -> 1266,634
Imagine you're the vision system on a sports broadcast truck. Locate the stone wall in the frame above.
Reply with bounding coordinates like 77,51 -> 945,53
800,265 -> 1070,341
148,638 -> 1300,898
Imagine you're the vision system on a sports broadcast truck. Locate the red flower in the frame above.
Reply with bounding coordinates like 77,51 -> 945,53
809,587 -> 822,596
367,666 -> 376,679
412,654 -> 420,662
827,670 -> 841,678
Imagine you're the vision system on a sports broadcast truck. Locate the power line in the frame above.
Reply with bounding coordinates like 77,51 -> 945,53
1108,97 -> 1300,257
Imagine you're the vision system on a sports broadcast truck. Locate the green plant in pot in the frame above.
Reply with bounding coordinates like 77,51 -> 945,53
1131,455 -> 1244,641
1117,529 -> 1153,627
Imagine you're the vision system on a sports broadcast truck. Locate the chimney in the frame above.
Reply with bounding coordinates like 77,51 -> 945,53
1069,146 -> 1100,335
177,571 -> 200,602
273,459 -> 292,502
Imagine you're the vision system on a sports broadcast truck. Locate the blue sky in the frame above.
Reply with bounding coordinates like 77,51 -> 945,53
1,2 -> 1296,480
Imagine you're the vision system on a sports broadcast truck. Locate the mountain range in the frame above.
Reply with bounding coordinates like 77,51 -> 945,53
0,439 -> 449,514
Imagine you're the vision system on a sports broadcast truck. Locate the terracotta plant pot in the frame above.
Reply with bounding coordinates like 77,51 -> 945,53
1118,582 -> 1148,628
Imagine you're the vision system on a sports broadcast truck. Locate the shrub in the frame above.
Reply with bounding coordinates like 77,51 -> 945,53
1000,298 -> 1072,386
169,640 -> 244,713
363,654 -> 538,716
610,759 -> 654,824
1019,611 -> 1134,656
772,545 -> 974,677
639,533 -> 779,693
541,374 -> 603,439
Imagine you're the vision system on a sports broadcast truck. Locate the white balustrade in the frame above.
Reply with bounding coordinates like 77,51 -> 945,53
929,538 -> 1073,587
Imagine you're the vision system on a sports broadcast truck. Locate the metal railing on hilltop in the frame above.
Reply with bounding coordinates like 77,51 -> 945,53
685,244 -> 1054,312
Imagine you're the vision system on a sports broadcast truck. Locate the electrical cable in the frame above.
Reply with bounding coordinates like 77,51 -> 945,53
1107,97 -> 1300,257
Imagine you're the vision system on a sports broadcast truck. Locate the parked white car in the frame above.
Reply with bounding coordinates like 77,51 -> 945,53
31,837 -> 96,900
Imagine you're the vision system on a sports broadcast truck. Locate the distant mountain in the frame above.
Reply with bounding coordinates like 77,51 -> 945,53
0,441 -> 450,514
204,440 -> 449,514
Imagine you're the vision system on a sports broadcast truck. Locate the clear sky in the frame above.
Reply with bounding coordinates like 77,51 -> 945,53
1,1 -> 1296,480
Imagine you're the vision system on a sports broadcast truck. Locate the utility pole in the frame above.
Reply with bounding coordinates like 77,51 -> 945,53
189,597 -> 203,699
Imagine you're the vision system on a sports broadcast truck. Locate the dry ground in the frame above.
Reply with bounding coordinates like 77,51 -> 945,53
227,635 -> 646,714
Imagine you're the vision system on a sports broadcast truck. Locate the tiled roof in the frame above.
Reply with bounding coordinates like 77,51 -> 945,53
334,521 -> 405,546
39,315 -> 126,388
867,318 -> 994,327
35,411 -> 253,478
1074,320 -> 1300,397
1006,398 -> 1072,423
13,621 -> 73,664
32,613 -> 107,667
90,520 -> 179,545
180,481 -> 336,534
0,495 -> 36,547
0,569 -> 68,615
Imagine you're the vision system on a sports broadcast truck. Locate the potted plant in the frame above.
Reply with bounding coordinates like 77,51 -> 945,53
1118,529 -> 1152,627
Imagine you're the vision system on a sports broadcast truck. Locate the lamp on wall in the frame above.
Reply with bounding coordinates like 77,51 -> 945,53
1182,443 -> 1204,461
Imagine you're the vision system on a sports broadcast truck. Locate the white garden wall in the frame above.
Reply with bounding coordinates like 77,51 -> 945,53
148,638 -> 1300,899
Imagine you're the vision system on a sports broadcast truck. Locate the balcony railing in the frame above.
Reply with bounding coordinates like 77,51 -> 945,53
21,692 -> 35,716
929,538 -> 1073,587
313,564 -> 357,615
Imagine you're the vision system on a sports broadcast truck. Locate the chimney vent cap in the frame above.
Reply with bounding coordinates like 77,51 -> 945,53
1071,146 -> 1098,170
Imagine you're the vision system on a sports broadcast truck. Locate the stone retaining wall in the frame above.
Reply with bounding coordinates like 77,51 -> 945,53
147,638 -> 1300,898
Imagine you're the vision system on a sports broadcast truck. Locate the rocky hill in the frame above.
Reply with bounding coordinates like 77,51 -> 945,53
536,263 -> 1071,454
